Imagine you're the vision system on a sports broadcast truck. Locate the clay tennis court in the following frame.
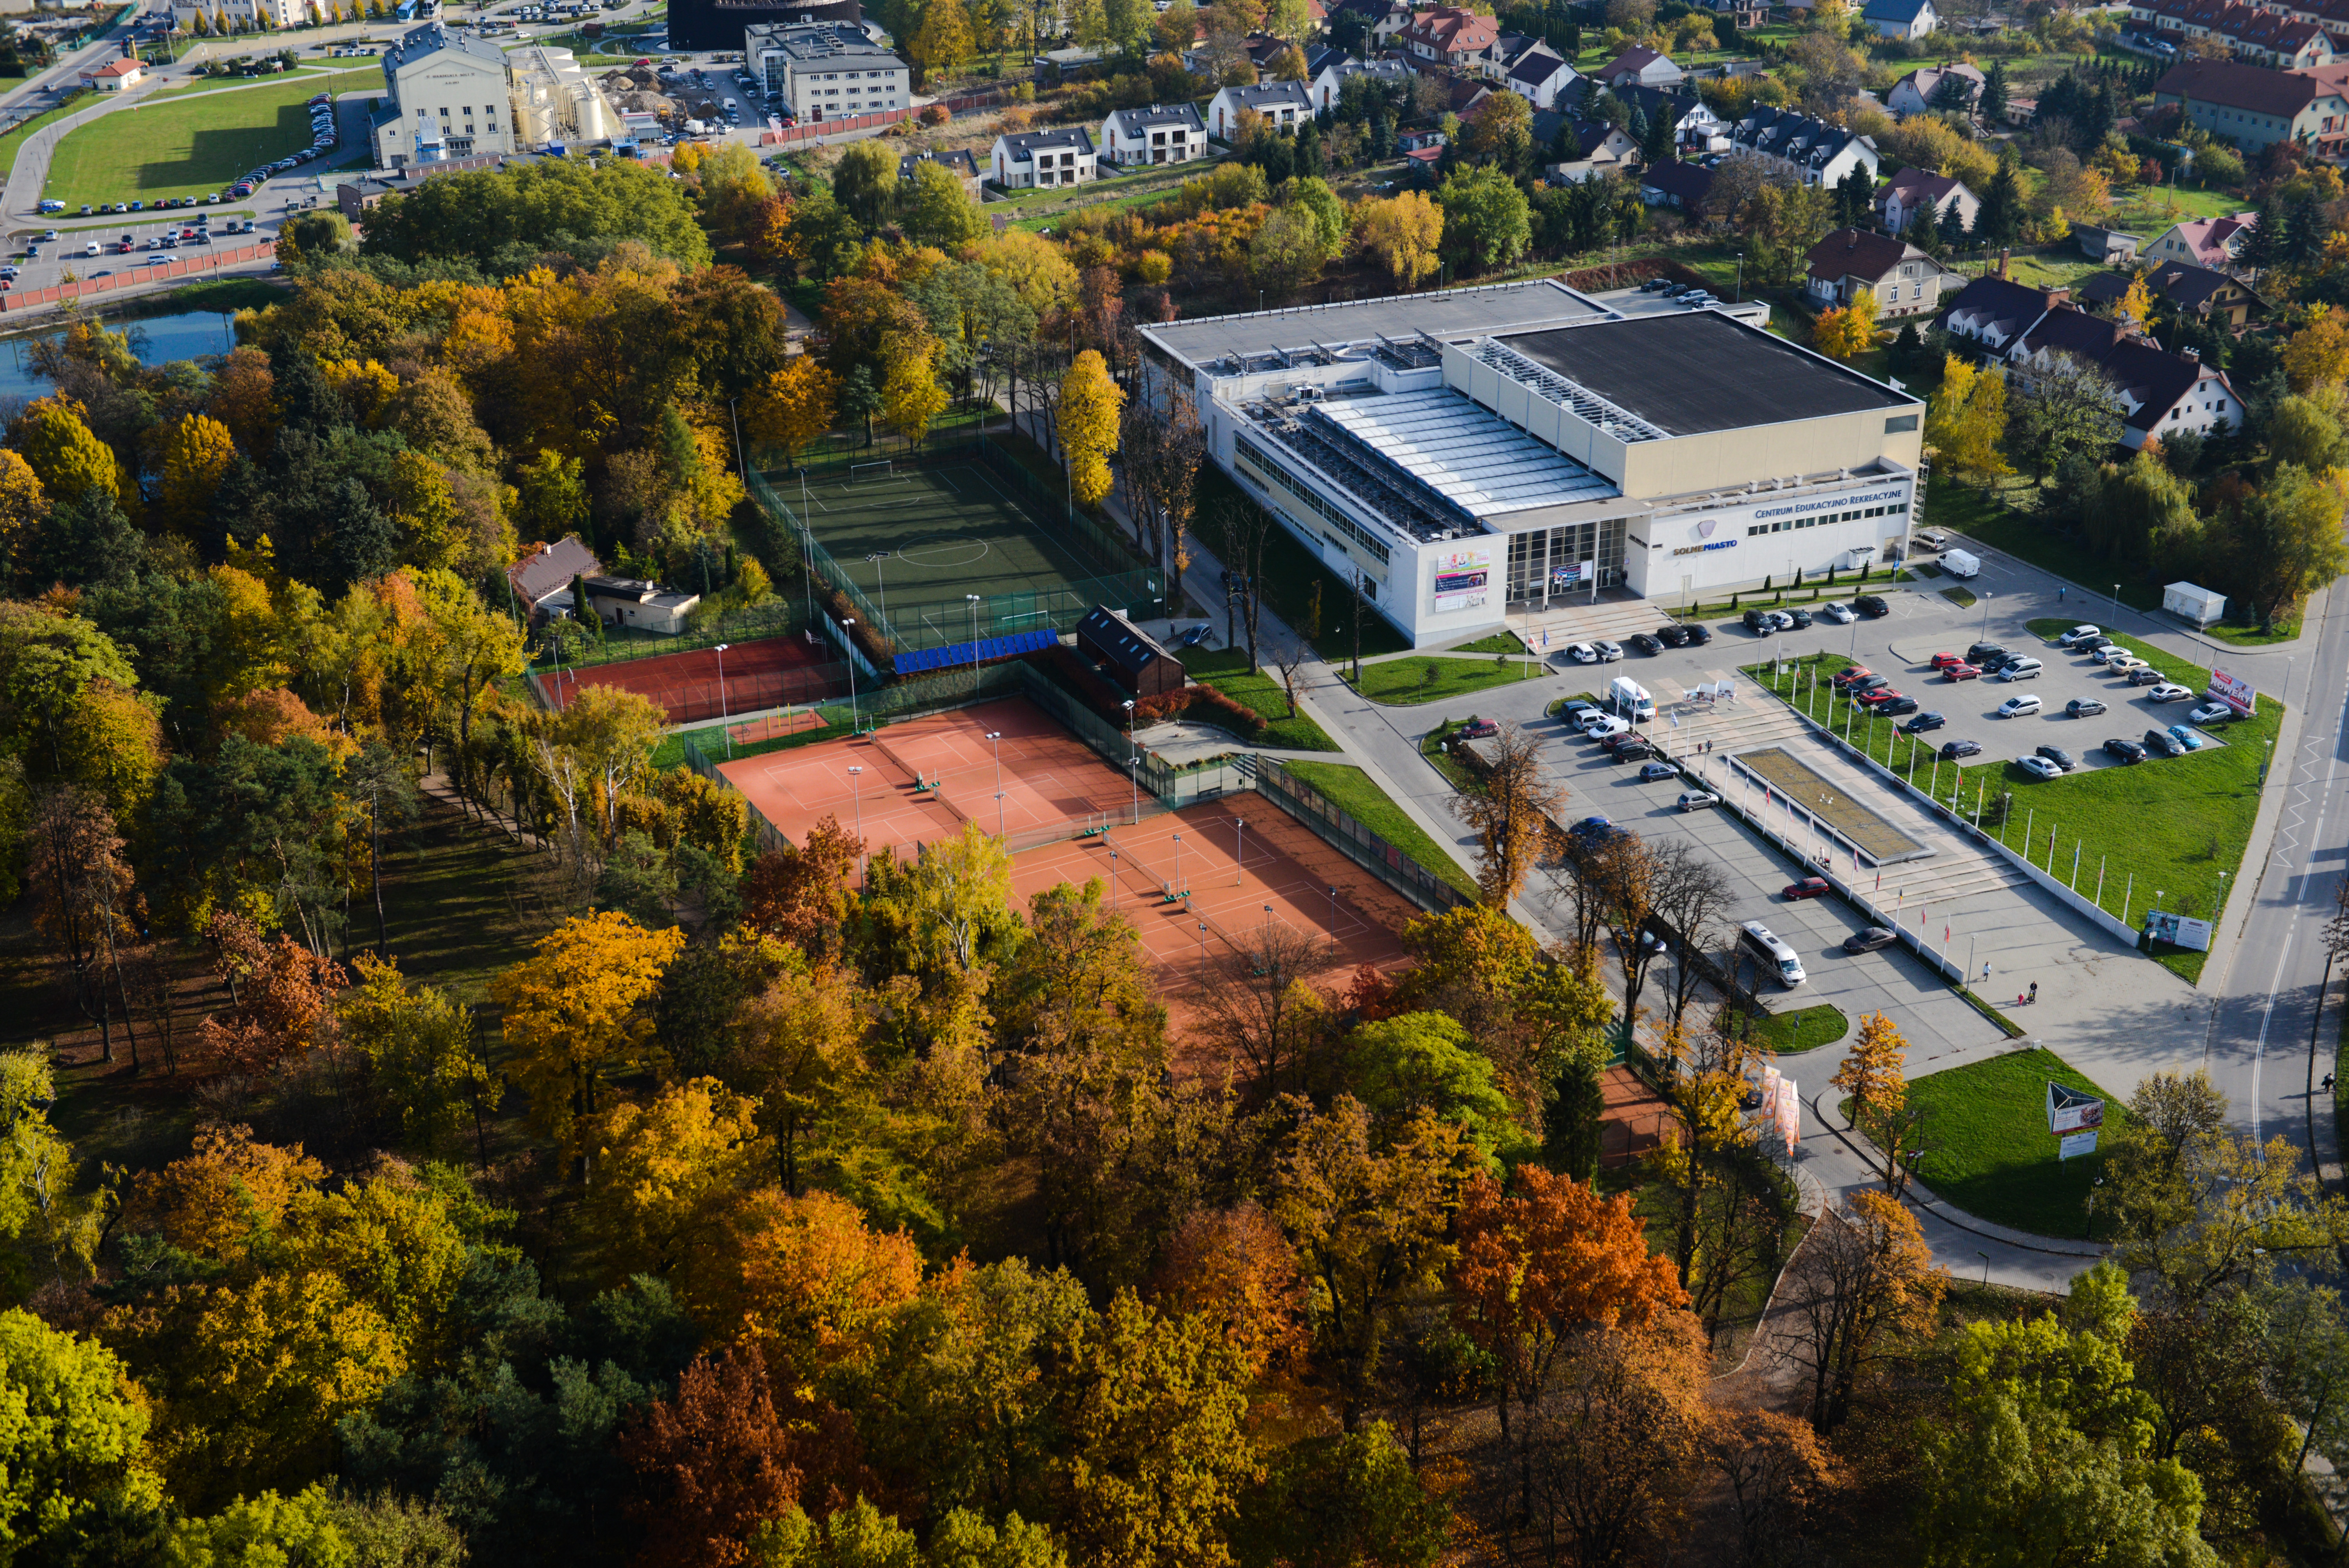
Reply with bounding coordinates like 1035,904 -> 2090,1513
717,696 -> 1416,1008
535,633 -> 845,726
1009,801 -> 1415,1004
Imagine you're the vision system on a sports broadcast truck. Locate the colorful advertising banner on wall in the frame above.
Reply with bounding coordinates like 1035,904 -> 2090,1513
1432,546 -> 1493,613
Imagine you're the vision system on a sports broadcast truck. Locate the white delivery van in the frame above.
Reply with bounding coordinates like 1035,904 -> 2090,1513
1609,675 -> 1654,722
1740,921 -> 1806,987
1942,548 -> 1982,579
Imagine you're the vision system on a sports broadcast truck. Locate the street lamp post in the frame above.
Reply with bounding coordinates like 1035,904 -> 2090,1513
1122,700 -> 1138,824
2111,583 -> 2121,623
967,594 -> 982,691
988,730 -> 1004,836
1978,589 -> 1993,640
715,642 -> 732,759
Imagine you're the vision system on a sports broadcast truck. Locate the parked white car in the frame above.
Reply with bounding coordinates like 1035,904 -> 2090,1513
1998,659 -> 2042,681
2057,624 -> 2101,647
1997,695 -> 2042,718
2018,755 -> 2062,779
2147,683 -> 2194,703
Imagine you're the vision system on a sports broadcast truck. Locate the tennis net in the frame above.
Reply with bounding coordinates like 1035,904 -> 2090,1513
1098,830 -> 1250,959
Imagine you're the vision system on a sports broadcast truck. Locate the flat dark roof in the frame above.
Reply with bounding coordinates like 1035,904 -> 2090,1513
1499,312 -> 1916,437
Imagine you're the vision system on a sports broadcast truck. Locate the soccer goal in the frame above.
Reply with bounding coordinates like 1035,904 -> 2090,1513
848,459 -> 895,483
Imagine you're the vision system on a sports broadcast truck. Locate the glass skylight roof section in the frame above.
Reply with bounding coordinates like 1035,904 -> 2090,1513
1471,337 -> 1668,445
1308,390 -> 1617,519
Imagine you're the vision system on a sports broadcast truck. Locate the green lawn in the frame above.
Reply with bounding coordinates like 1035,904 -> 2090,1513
1923,480 -> 2167,613
1754,1003 -> 1850,1055
1895,1047 -> 2134,1238
1280,759 -> 1479,899
2203,618 -> 2301,647
0,103 -> 82,182
1751,626 -> 2280,985
1179,648 -> 1339,751
45,70 -> 377,205
652,715 -> 851,772
1349,654 -> 1549,707
1939,585 -> 1977,608
1452,630 -> 1527,655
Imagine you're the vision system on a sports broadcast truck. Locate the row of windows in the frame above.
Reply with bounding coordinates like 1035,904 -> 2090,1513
1233,438 -> 1394,564
1745,502 -> 1899,538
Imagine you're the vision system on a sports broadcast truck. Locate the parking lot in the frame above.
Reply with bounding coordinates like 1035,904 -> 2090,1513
1744,599 -> 2232,779
2,213 -> 266,291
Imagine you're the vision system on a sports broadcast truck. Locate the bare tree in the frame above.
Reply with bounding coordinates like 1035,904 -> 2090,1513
29,788 -> 138,1066
1701,1409 -> 1839,1568
1116,362 -> 1207,590
1595,835 -> 1660,1022
1774,1191 -> 1947,1434
1648,839 -> 1736,1030
1541,828 -> 1613,953
1269,635 -> 1312,719
1214,495 -> 1273,674
1452,723 -> 1568,907
1193,920 -> 1331,1101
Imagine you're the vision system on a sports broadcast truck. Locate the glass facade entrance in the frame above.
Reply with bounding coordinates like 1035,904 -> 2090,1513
1505,518 -> 1628,606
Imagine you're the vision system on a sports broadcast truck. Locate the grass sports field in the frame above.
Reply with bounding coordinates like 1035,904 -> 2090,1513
790,459 -> 1161,650
44,70 -> 375,205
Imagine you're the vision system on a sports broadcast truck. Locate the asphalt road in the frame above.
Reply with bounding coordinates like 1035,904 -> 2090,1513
2202,583 -> 2347,1178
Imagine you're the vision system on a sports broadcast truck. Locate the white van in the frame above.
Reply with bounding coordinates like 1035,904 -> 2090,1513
1942,548 -> 1982,579
1740,921 -> 1806,987
1609,675 -> 1654,722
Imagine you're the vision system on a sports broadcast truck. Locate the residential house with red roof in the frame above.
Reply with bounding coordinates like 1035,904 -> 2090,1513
1399,6 -> 1501,70
2150,57 -> 2349,152
1876,167 -> 1979,234
1592,44 -> 1684,88
2145,208 -> 2260,269
2129,0 -> 2334,66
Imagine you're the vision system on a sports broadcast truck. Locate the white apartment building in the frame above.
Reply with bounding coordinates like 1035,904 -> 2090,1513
1137,282 -> 1925,647
371,22 -> 517,167
747,20 -> 909,121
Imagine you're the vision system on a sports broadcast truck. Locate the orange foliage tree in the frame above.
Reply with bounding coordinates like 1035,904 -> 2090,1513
198,910 -> 348,1076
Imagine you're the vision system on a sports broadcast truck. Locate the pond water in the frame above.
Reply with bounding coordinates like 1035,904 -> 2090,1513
0,310 -> 242,399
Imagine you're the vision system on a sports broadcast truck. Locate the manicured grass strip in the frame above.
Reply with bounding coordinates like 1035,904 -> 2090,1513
1894,1047 -> 2134,1239
45,71 -> 376,204
1280,759 -> 1479,899
1749,633 -> 2278,987
1452,630 -> 1527,655
1754,1003 -> 1849,1055
1180,648 -> 1338,751
1348,653 -> 1550,707
1939,586 -> 1976,608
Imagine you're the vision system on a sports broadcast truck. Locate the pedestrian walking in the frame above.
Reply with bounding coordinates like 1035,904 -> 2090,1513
2058,585 -> 2065,603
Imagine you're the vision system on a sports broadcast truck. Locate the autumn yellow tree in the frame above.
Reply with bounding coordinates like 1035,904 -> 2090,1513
491,911 -> 685,1166
2116,269 -> 2155,330
586,1077 -> 773,1285
7,396 -> 123,507
1059,349 -> 1123,508
1811,287 -> 1878,360
689,1187 -> 922,1370
0,451 -> 45,572
744,355 -> 839,460
153,413 -> 238,536
1831,1011 -> 1907,1181
912,0 -> 975,77
1353,192 -> 1444,290
879,335 -> 952,449
1924,354 -> 2013,484
2283,306 -> 2349,393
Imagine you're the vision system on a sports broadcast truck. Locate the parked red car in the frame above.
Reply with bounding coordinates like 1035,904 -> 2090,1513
1929,652 -> 1966,670
1783,877 -> 1831,900
1829,665 -> 1875,689
1854,687 -> 1905,706
1943,663 -> 1982,681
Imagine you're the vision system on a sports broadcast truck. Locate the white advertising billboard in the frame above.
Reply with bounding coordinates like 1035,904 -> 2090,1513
2208,668 -> 2255,716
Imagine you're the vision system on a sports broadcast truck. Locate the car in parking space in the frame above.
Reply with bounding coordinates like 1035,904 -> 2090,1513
1877,696 -> 1921,716
1682,623 -> 1711,645
2066,697 -> 2107,718
1855,686 -> 1906,707
1593,640 -> 1624,662
1567,642 -> 1602,663
1929,652 -> 1966,670
1561,699 -> 1600,727
1844,926 -> 1898,953
1997,659 -> 2042,681
1821,602 -> 1856,624
1626,633 -> 1662,656
1903,711 -> 1947,733
2148,682 -> 2193,702
2126,666 -> 2167,686
2143,728 -> 2186,758
1966,643 -> 2006,666
1677,789 -> 1721,811
2057,625 -> 2102,647
1854,595 -> 1889,617
1831,665 -> 1875,688
1943,662 -> 1982,681
1584,713 -> 1630,739
1997,694 -> 2042,718
1637,761 -> 1676,781
1598,730 -> 1649,754
2188,702 -> 2236,726
1569,815 -> 1619,840
2096,647 -> 2140,667
1980,651 -> 2026,674
2167,724 -> 2205,751
1743,609 -> 1778,636
2073,636 -> 2114,656
2104,737 -> 2147,764
1941,738 -> 1984,759
1783,876 -> 1832,901
1611,738 -> 1656,762
1457,718 -> 1499,739
2035,745 -> 2077,772
1783,608 -> 1813,630
1654,624 -> 1694,648
2018,755 -> 2063,780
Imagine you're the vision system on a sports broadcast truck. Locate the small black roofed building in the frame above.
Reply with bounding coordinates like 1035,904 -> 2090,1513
1076,607 -> 1184,698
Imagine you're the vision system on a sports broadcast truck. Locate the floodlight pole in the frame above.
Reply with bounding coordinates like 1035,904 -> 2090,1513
866,551 -> 889,619
968,594 -> 982,692
988,729 -> 1004,837
1235,815 -> 1246,886
715,642 -> 732,759
848,765 -> 865,886
842,615 -> 861,729
1123,700 -> 1138,824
